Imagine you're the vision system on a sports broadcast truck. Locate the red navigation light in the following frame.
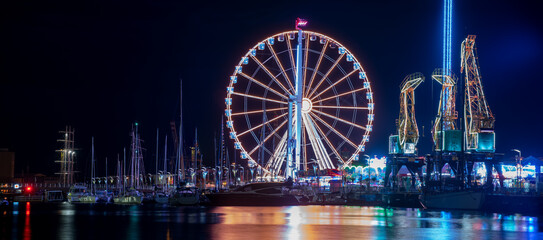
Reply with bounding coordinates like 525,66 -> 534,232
295,18 -> 308,30
26,186 -> 32,192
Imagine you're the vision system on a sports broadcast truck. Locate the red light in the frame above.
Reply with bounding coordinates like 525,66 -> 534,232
26,187 -> 31,191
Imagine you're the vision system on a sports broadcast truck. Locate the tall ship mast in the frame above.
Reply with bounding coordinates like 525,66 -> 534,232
56,125 -> 75,186
130,123 -> 145,189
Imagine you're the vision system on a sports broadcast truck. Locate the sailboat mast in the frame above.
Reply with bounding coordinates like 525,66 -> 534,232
117,154 -> 120,191
123,147 -> 126,195
179,78 -> 184,182
156,128 -> 159,181
105,157 -> 108,193
164,136 -> 168,189
91,137 -> 95,195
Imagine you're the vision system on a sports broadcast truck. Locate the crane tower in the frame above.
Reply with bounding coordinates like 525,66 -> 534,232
390,73 -> 424,154
461,35 -> 495,152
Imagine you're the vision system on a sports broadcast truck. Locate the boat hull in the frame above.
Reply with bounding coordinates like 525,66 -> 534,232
206,193 -> 302,206
78,195 -> 97,203
169,196 -> 199,205
113,196 -> 143,204
420,191 -> 485,210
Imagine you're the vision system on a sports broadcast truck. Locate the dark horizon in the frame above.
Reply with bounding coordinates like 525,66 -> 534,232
1,0 -> 542,178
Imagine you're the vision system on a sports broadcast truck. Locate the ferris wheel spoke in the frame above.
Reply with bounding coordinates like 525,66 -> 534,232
302,36 -> 310,97
308,53 -> 346,99
312,109 -> 367,131
231,92 -> 288,105
305,113 -> 342,169
312,105 -> 369,110
313,88 -> 367,104
302,114 -> 330,169
248,119 -> 288,156
302,123 -> 308,171
305,40 -> 328,97
271,135 -> 288,173
239,72 -> 289,100
231,107 -> 287,116
309,112 -> 359,149
237,112 -> 288,138
249,55 -> 293,95
286,37 -> 297,84
263,130 -> 288,171
266,42 -> 295,92
310,69 -> 358,100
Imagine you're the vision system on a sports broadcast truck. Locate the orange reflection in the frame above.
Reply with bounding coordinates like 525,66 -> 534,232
208,206 -> 385,240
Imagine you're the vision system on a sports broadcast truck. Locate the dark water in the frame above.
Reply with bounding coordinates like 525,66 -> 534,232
1,202 -> 542,240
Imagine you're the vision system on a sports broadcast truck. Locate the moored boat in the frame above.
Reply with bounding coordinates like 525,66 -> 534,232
169,187 -> 199,205
420,190 -> 485,210
114,189 -> 143,204
79,194 -> 97,203
67,185 -> 88,203
205,182 -> 303,206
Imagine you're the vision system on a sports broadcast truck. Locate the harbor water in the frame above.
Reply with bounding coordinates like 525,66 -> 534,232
1,202 -> 542,240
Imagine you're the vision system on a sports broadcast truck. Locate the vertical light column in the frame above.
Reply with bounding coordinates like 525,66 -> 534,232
295,29 -> 303,176
443,0 -> 452,75
286,99 -> 293,178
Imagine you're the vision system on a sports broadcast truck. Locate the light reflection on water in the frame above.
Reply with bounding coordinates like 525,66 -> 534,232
0,203 -> 542,240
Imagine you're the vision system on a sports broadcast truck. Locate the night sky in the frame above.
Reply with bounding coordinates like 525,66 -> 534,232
1,0 -> 542,178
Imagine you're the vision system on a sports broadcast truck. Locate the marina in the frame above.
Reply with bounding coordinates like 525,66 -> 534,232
1,0 -> 542,239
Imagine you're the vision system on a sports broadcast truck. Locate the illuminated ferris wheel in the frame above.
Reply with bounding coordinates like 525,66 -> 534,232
225,21 -> 374,177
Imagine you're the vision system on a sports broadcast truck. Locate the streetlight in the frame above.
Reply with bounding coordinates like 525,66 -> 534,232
202,167 -> 208,190
216,166 -> 222,190
231,164 -> 238,186
238,166 -> 244,184
249,167 -> 255,183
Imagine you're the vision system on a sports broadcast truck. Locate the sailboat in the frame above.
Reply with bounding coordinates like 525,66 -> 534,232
153,132 -> 170,204
114,124 -> 143,205
167,79 -> 201,206
79,137 -> 98,203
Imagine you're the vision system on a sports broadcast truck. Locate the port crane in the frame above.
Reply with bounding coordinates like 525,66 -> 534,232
461,35 -> 495,152
398,73 -> 425,154
386,73 -> 425,190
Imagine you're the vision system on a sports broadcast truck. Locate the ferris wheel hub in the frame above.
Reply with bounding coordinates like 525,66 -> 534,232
301,98 -> 312,113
